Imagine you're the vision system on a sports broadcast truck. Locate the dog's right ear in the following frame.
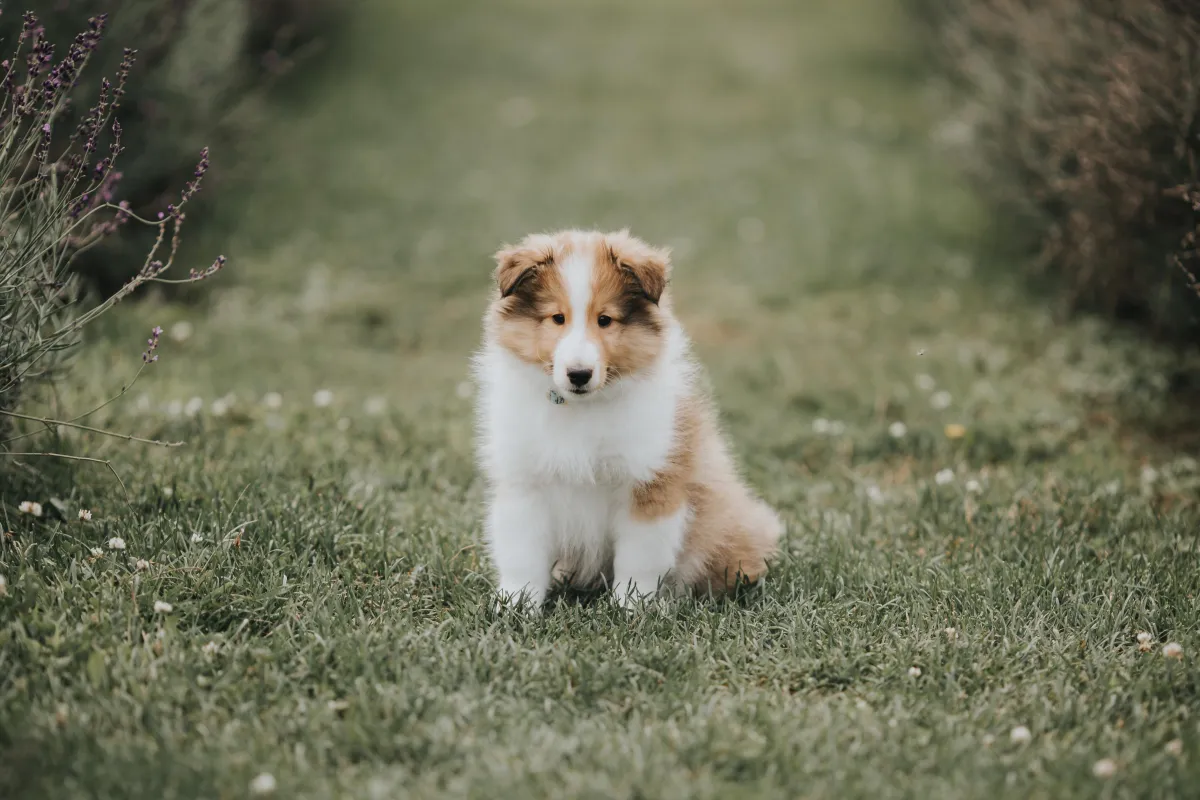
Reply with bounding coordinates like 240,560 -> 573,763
493,237 -> 555,298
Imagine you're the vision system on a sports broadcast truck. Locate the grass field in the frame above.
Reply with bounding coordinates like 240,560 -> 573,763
3,0 -> 1200,797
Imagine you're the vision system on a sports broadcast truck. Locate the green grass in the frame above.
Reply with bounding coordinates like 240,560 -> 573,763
3,0 -> 1200,797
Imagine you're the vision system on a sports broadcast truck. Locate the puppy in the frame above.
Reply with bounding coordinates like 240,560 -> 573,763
473,229 -> 782,611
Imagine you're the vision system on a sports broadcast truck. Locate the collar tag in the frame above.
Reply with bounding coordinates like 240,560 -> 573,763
548,389 -> 566,405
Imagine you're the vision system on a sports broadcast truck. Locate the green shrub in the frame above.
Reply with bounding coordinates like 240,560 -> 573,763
916,0 -> 1200,335
0,0 -> 336,291
1,12 -> 223,470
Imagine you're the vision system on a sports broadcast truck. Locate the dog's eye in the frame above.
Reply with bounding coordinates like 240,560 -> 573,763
597,315 -> 612,328
551,313 -> 565,325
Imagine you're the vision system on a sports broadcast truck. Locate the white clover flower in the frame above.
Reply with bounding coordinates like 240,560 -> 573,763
1165,739 -> 1183,756
1010,725 -> 1032,744
944,627 -> 958,640
1137,631 -> 1153,644
166,399 -> 183,417
190,533 -> 204,543
78,509 -> 93,521
934,468 -> 955,486
364,396 -> 387,415
336,417 -> 351,432
0,574 -> 7,597
1163,642 -> 1184,660
915,374 -> 936,392
908,666 -> 922,678
1092,758 -> 1116,779
135,559 -> 149,571
249,773 -> 277,795
18,501 -> 43,517
153,600 -> 173,613
202,641 -> 219,655
170,320 -> 193,342
930,390 -> 952,410
812,418 -> 831,435
211,398 -> 229,417
866,485 -> 884,504
90,547 -> 103,557
263,392 -> 283,410
888,421 -> 907,438
107,537 -> 126,550
184,396 -> 203,417
313,389 -> 334,408
965,479 -> 982,493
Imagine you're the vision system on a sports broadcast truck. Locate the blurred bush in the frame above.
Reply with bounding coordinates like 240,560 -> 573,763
0,0 -> 337,291
914,0 -> 1200,336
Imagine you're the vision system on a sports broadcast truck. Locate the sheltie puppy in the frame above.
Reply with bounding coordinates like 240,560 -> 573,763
473,229 -> 782,611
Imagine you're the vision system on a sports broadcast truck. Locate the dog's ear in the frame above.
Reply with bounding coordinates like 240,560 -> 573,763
606,229 -> 671,305
494,237 -> 555,298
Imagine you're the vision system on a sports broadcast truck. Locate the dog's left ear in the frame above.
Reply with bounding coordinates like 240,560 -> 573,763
606,230 -> 671,305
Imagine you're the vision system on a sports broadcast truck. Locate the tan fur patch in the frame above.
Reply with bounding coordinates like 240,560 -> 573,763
632,395 -> 701,521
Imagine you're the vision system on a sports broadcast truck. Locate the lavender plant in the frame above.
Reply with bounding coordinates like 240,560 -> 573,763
0,10 -> 226,489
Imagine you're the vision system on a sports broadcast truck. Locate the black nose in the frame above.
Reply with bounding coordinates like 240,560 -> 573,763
567,368 -> 593,388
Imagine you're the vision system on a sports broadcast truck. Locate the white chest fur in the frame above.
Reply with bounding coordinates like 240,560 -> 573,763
475,326 -> 688,488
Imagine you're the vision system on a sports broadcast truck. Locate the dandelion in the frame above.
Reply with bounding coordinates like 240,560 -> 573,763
249,773 -> 277,795
908,666 -> 922,678
1165,739 -> 1183,756
78,509 -> 93,521
965,479 -> 982,493
930,390 -> 952,410
169,320 -> 193,342
135,559 -> 149,571
263,392 -> 283,409
944,423 -> 966,439
153,600 -> 173,613
888,421 -> 907,438
18,501 -> 43,517
1163,642 -> 1184,660
313,389 -> 334,408
107,537 -> 125,550
934,468 -> 955,486
915,374 -> 936,392
364,396 -> 387,415
1092,758 -> 1117,779
184,396 -> 203,417
1010,725 -> 1032,744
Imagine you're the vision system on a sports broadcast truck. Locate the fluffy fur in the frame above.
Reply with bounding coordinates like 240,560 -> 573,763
473,229 -> 782,611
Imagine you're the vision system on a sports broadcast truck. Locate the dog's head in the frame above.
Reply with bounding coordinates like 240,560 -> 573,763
486,229 -> 671,398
